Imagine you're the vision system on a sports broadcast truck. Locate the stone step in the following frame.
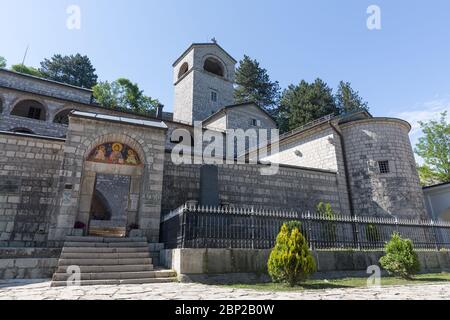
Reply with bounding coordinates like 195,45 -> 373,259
57,264 -> 154,273
62,247 -> 149,254
52,270 -> 177,281
65,236 -> 147,243
51,277 -> 178,287
60,252 -> 150,260
52,237 -> 167,287
58,258 -> 152,266
64,241 -> 149,248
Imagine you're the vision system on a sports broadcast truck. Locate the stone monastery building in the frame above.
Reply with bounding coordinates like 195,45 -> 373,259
0,42 -> 427,247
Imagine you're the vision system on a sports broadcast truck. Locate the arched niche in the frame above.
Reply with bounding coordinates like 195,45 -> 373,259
77,140 -> 145,237
11,99 -> 47,121
10,127 -> 35,134
203,57 -> 225,77
178,62 -> 189,79
54,109 -> 74,125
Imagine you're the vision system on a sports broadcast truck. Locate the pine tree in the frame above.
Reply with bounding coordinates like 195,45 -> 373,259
234,55 -> 280,111
281,78 -> 338,131
39,54 -> 98,88
0,56 -> 6,68
268,223 -> 316,286
335,81 -> 369,114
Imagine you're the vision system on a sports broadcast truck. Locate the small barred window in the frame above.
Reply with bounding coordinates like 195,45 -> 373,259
378,161 -> 390,174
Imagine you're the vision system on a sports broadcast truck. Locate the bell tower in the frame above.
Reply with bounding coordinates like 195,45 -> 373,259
172,42 -> 236,124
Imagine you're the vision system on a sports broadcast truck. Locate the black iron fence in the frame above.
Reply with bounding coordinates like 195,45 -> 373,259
160,204 -> 450,250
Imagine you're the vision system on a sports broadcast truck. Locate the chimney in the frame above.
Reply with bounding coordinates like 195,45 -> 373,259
156,104 -> 164,120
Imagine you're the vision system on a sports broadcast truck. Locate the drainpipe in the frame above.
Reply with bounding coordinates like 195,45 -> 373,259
329,120 -> 359,248
328,121 -> 355,218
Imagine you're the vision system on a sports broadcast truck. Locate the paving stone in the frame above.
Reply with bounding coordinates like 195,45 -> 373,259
0,280 -> 449,300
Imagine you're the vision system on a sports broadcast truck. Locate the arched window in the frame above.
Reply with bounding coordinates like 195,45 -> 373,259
203,57 -> 224,77
54,109 -> 73,125
11,100 -> 46,121
178,62 -> 189,79
11,128 -> 34,134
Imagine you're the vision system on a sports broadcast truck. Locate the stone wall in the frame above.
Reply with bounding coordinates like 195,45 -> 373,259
0,69 -> 92,104
341,118 -> 427,219
94,174 -> 131,222
162,152 -> 343,214
263,125 -> 338,171
161,248 -> 450,283
423,184 -> 450,221
0,114 -> 68,137
0,247 -> 60,280
49,114 -> 167,242
0,132 -> 64,244
173,44 -> 235,124
226,104 -> 277,131
0,86 -> 161,138
173,68 -> 194,125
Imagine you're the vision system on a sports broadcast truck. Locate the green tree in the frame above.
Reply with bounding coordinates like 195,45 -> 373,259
379,232 -> 420,279
335,81 -> 369,114
365,224 -> 381,243
268,222 -> 316,286
234,55 -> 281,111
39,54 -> 98,88
93,78 -> 159,115
281,79 -> 338,131
414,112 -> 450,184
0,56 -> 6,68
317,202 -> 337,242
11,64 -> 44,77
273,103 -> 290,133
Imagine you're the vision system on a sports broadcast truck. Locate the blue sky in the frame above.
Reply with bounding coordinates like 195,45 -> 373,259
1,0 -> 449,148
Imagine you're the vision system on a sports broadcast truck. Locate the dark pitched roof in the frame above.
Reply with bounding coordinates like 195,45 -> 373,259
172,43 -> 237,67
202,101 -> 277,125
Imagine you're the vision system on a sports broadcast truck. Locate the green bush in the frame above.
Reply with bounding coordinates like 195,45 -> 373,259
365,224 -> 381,243
285,221 -> 302,233
268,222 -> 316,286
317,202 -> 337,242
379,232 -> 420,279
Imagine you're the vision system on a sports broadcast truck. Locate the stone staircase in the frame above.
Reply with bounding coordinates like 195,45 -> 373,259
51,236 -> 177,287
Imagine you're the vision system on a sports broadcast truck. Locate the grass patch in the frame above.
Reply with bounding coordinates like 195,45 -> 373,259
222,272 -> 450,291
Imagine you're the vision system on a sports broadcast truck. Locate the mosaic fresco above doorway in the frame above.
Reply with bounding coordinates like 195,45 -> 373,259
87,142 -> 141,165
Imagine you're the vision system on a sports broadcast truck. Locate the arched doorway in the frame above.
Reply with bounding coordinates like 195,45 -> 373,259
77,141 -> 144,237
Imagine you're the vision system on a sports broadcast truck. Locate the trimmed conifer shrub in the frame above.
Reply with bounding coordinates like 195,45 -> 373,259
379,232 -> 420,279
268,222 -> 316,286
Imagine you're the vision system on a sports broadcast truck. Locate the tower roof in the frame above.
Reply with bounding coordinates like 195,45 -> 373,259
172,43 -> 237,67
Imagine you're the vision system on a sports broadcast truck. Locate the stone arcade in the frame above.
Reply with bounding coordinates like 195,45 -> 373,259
0,42 -> 428,283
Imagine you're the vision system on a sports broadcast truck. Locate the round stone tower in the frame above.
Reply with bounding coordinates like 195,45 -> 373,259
340,117 -> 427,219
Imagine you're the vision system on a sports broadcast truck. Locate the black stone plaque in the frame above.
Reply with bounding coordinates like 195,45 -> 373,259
199,165 -> 219,207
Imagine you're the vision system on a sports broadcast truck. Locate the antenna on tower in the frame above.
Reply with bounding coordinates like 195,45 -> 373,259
211,37 -> 217,44
21,45 -> 29,66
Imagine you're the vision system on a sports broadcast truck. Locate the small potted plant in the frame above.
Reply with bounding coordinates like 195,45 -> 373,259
129,223 -> 142,237
72,221 -> 86,236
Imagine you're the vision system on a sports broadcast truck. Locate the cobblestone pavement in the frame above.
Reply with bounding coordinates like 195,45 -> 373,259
0,280 -> 449,300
